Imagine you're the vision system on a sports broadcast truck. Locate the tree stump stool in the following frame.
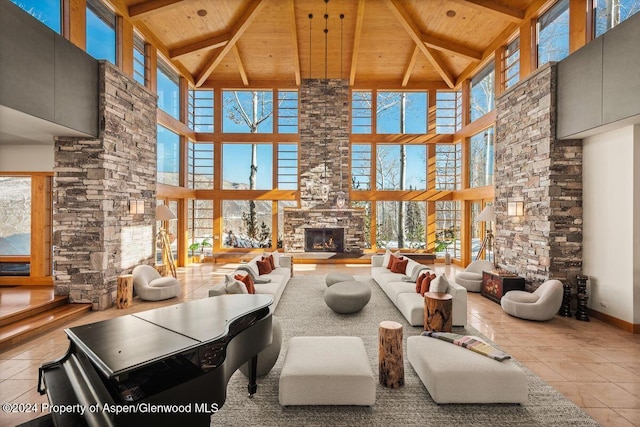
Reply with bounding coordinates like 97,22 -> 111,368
378,320 -> 404,389
424,292 -> 453,332
117,274 -> 133,309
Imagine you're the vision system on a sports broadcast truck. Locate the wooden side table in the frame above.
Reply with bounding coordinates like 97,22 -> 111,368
481,271 -> 525,304
378,320 -> 404,388
116,274 -> 133,309
423,292 -> 453,332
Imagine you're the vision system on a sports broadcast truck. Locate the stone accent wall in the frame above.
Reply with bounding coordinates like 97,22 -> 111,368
53,62 -> 157,310
283,79 -> 365,253
495,63 -> 583,288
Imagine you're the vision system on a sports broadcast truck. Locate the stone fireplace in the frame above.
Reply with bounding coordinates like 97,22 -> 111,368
282,79 -> 365,254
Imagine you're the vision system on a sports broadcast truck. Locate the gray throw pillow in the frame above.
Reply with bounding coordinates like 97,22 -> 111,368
429,274 -> 450,294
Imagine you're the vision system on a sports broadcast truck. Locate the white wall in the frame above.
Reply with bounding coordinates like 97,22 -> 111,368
634,126 -> 640,325
582,125 -> 637,324
0,143 -> 53,172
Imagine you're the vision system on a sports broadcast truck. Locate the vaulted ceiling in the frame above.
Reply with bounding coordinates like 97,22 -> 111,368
116,0 -> 542,88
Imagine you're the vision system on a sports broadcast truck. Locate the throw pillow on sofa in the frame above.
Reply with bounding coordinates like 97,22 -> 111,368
225,274 -> 248,294
256,258 -> 273,275
416,272 -> 427,293
383,249 -> 401,269
262,255 -> 275,270
235,273 -> 255,294
391,258 -> 408,274
419,273 -> 437,296
429,274 -> 450,294
263,251 -> 281,268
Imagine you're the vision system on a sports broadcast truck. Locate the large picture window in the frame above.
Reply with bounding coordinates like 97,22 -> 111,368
157,59 -> 180,120
537,0 -> 570,66
351,144 -> 372,190
157,125 -> 180,186
188,200 -> 213,256
376,145 -> 426,191
376,201 -> 426,249
469,127 -> 495,188
435,144 -> 461,190
222,144 -> 273,190
86,0 -> 116,64
10,0 -> 61,33
435,201 -> 461,259
222,200 -> 272,248
594,0 -> 640,37
470,63 -> 495,122
223,90 -> 273,133
376,92 -> 427,134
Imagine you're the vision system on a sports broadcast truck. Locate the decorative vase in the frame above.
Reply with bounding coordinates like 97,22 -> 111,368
444,252 -> 451,265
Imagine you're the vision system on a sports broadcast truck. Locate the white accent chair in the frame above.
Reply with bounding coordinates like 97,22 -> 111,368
501,279 -> 563,321
454,260 -> 494,292
132,265 -> 181,301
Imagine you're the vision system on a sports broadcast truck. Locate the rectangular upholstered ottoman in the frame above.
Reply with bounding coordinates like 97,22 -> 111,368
279,336 -> 376,406
407,335 -> 527,404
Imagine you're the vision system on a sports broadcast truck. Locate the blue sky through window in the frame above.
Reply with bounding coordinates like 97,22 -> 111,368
10,0 -> 61,33
86,3 -> 115,64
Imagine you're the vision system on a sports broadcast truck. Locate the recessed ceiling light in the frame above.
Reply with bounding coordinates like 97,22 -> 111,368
197,9 -> 207,17
446,10 -> 456,18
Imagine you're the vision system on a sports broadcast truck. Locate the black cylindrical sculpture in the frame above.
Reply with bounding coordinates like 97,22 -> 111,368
575,274 -> 590,322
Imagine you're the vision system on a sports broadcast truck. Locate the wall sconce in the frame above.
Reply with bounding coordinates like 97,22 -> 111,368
129,199 -> 145,215
507,201 -> 524,216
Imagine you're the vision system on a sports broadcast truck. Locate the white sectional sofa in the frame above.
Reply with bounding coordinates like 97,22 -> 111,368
209,253 -> 292,312
371,254 -> 468,327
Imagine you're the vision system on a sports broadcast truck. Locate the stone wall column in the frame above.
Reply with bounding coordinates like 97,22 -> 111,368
53,62 -> 157,310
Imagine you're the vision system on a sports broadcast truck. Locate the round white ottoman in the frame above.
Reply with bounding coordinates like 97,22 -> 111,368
454,271 -> 483,292
240,316 -> 282,377
325,272 -> 355,286
324,280 -> 371,314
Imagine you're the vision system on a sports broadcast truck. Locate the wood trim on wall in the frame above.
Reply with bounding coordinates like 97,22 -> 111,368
589,308 -> 640,334
63,0 -> 86,50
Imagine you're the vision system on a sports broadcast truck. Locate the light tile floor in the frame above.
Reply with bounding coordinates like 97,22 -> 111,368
1,262 -> 639,426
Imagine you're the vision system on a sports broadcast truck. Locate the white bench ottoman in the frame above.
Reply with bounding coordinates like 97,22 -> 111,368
279,336 -> 375,406
407,335 -> 528,404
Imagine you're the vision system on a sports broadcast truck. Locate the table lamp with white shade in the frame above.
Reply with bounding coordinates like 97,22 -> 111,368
476,205 -> 495,265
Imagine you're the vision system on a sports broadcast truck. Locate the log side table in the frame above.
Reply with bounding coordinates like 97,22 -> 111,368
378,320 -> 404,389
423,292 -> 453,332
116,274 -> 133,309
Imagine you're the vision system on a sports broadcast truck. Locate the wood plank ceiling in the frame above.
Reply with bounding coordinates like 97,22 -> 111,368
118,0 -> 538,88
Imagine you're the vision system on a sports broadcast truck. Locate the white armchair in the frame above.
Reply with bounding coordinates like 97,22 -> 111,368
501,279 -> 563,321
132,265 -> 181,301
454,260 -> 493,292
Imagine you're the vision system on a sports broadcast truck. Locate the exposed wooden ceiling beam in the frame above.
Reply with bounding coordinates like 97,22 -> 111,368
288,0 -> 301,86
195,0 -> 267,87
384,0 -> 455,88
169,34 -> 229,59
349,0 -> 366,86
402,45 -> 420,87
232,45 -> 249,86
129,0 -> 185,20
422,33 -> 483,61
454,0 -> 524,22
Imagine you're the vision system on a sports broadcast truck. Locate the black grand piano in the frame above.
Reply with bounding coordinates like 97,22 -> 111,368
28,294 -> 273,427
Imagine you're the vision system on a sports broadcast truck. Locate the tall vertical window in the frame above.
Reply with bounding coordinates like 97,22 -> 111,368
436,91 -> 459,134
470,63 -> 495,122
470,202 -> 482,261
595,0 -> 640,37
222,144 -> 273,190
376,92 -> 427,134
376,201 -> 426,249
188,200 -> 213,253
157,125 -> 180,186
504,37 -> 520,89
351,144 -> 372,190
133,34 -> 146,86
352,91 -> 372,134
10,0 -> 61,33
278,90 -> 299,133
435,201 -> 461,259
0,177 -> 31,256
435,144 -> 461,190
188,142 -> 214,189
188,89 -> 214,132
277,144 -> 298,190
469,127 -> 495,188
376,145 -> 426,190
222,200 -> 272,248
223,91 -> 273,133
157,59 -> 180,120
537,0 -> 570,66
86,0 -> 116,64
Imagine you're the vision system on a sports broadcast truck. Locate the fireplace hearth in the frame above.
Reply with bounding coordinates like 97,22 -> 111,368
304,228 -> 344,252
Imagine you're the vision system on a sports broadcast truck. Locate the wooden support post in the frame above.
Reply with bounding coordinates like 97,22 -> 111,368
378,320 -> 404,389
424,292 -> 453,332
116,274 -> 133,309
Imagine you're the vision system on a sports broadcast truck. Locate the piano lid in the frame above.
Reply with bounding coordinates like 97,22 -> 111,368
65,294 -> 273,379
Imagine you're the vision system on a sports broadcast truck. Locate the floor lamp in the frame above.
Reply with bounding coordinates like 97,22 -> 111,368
156,205 -> 177,278
476,205 -> 495,264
